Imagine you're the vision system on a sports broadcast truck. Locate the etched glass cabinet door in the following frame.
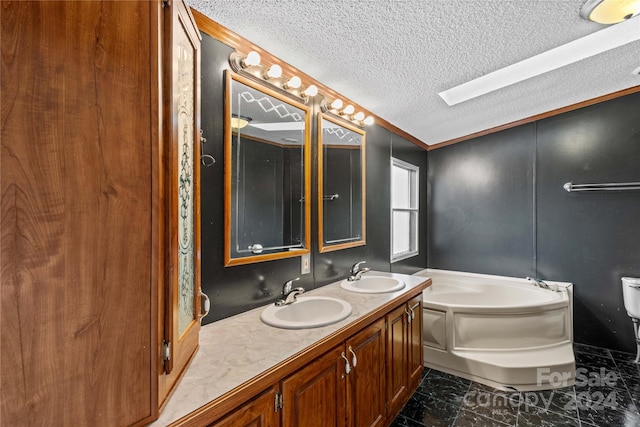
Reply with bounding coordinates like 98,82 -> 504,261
160,0 -> 205,402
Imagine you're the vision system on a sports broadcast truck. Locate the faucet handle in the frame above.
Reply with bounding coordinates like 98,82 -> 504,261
283,277 -> 300,295
351,260 -> 366,274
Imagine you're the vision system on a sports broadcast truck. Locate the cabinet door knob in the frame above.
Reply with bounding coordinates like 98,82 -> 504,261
348,346 -> 358,368
341,352 -> 351,374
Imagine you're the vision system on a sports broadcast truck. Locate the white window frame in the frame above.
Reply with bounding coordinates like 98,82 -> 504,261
390,158 -> 419,263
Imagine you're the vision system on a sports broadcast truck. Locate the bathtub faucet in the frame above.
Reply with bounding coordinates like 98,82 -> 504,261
348,261 -> 370,281
526,277 -> 558,291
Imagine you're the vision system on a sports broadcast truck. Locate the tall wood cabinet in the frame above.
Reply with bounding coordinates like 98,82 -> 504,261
1,1 -> 202,425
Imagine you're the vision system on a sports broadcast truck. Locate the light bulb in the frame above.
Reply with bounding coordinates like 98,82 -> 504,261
264,64 -> 282,79
304,85 -> 318,97
243,51 -> 261,67
364,116 -> 375,126
330,99 -> 343,109
343,104 -> 355,115
285,76 -> 301,89
354,112 -> 365,121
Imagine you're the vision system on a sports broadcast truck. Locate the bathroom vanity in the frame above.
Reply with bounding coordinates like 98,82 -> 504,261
151,271 -> 430,426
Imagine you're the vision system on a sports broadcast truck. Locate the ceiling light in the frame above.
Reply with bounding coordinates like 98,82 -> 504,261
242,51 -> 261,68
354,112 -> 365,121
284,76 -> 301,89
330,99 -> 343,109
364,116 -> 375,126
580,0 -> 640,24
303,85 -> 318,97
438,16 -> 640,106
343,105 -> 355,115
264,64 -> 282,79
230,114 -> 252,129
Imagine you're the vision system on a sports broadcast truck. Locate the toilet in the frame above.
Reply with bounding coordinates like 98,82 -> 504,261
622,277 -> 640,363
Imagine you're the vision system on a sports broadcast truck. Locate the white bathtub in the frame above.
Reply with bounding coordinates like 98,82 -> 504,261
416,269 -> 575,391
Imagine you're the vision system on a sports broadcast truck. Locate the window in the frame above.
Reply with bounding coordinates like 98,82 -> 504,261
391,158 -> 419,262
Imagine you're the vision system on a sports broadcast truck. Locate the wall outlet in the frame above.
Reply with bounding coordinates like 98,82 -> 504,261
301,254 -> 310,275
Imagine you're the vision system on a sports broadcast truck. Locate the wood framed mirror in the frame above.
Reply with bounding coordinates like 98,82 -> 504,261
224,71 -> 311,266
318,113 -> 366,253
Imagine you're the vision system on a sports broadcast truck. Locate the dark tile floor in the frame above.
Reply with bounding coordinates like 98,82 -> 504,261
392,343 -> 640,427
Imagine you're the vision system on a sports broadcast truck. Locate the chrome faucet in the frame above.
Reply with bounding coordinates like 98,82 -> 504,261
348,261 -> 370,281
526,277 -> 558,291
275,278 -> 305,306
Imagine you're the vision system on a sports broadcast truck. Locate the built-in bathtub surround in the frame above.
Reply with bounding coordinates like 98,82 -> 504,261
416,269 -> 574,392
150,271 -> 429,426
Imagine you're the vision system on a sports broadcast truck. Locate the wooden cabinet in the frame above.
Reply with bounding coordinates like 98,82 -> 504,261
159,0 -> 204,406
281,345 -> 347,426
280,320 -> 387,427
209,387 -> 280,427
386,304 -> 409,415
407,295 -> 424,391
192,294 -> 423,427
346,318 -> 386,427
1,1 -> 202,425
386,295 -> 424,418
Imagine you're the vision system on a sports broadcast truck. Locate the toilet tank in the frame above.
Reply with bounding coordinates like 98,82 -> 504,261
622,277 -> 640,319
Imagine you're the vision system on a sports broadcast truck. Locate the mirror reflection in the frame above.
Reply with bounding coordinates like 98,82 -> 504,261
225,72 -> 310,266
318,113 -> 366,252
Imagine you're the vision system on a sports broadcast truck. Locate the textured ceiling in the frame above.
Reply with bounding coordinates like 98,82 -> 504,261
188,0 -> 640,146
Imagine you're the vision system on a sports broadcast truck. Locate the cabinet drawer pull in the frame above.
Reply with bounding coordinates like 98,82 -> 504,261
348,346 -> 357,368
405,308 -> 412,324
341,352 -> 351,374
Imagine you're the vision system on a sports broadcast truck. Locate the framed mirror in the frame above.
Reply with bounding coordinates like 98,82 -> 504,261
318,113 -> 366,252
224,72 -> 311,266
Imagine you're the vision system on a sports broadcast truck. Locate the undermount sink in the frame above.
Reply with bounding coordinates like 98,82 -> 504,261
340,275 -> 405,294
260,296 -> 352,329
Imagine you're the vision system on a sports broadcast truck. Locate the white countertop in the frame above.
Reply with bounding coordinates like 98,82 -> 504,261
151,271 -> 430,426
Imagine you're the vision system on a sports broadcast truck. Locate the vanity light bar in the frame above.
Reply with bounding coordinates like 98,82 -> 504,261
230,49 -> 375,126
229,50 -> 316,103
320,98 -> 375,128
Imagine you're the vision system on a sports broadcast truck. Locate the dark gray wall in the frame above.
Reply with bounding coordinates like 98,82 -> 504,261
200,33 -> 428,323
428,93 -> 640,352
428,125 -> 535,277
